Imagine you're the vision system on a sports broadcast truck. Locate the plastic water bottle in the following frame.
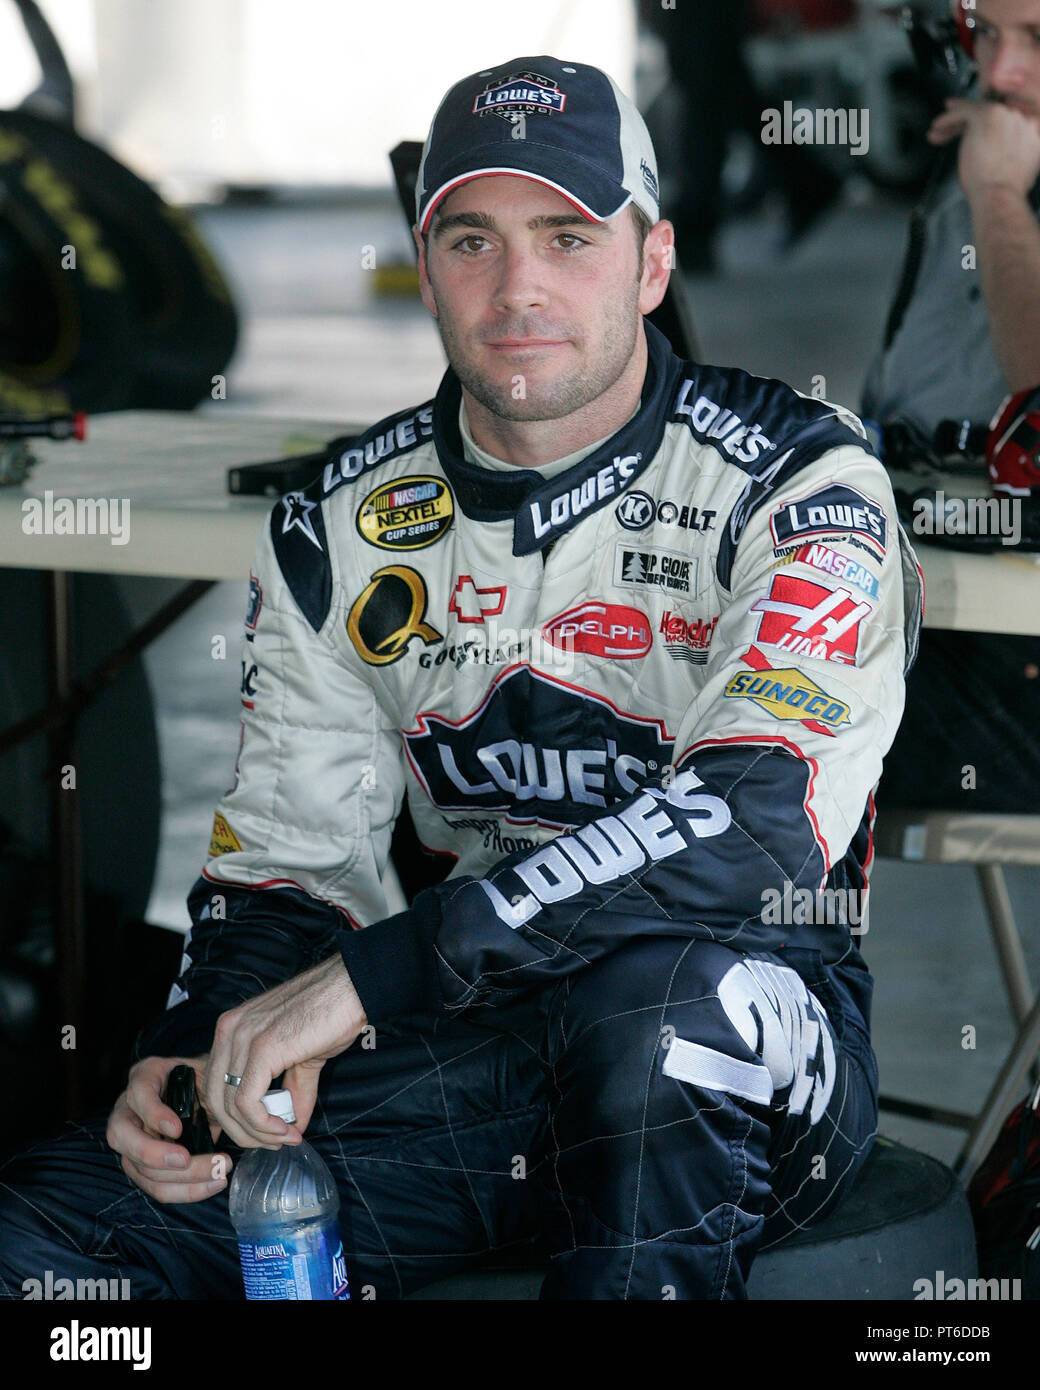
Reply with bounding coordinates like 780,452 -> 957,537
228,1089 -> 349,1300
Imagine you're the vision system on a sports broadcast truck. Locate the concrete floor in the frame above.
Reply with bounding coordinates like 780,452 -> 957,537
133,186 -> 1039,1171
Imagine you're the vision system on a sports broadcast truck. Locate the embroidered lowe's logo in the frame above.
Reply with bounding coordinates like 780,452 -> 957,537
473,72 -> 567,118
770,484 -> 887,555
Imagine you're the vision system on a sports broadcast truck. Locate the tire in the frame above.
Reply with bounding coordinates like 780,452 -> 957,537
0,110 -> 238,410
0,118 -> 141,412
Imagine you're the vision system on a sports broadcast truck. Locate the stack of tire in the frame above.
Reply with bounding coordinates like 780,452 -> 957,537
0,108 -> 238,416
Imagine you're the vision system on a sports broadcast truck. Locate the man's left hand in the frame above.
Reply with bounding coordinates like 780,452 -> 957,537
929,98 -> 1040,203
203,955 -> 366,1148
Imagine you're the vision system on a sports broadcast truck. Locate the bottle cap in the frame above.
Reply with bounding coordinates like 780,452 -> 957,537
260,1089 -> 297,1124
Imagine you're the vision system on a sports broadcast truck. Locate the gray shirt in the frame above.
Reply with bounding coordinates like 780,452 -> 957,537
862,173 -> 1012,435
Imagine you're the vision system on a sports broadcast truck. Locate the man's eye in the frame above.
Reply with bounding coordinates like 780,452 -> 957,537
453,235 -> 489,254
554,233 -> 586,251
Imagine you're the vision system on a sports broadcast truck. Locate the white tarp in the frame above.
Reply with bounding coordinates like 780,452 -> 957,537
1,0 -> 634,193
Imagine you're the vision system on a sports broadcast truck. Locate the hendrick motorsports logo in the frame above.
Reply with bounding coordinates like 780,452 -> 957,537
724,646 -> 851,735
347,566 -> 442,665
356,475 -> 454,551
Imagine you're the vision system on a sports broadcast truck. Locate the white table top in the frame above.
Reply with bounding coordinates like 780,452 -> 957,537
0,411 -> 344,580
2,411 -> 1040,634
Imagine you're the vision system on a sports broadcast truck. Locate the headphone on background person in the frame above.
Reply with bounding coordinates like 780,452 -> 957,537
954,0 -> 977,59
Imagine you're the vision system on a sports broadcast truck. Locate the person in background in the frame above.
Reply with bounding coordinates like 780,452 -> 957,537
864,0 -> 1040,812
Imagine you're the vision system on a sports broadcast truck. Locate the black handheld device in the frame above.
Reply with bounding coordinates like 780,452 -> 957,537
163,1065 -> 215,1155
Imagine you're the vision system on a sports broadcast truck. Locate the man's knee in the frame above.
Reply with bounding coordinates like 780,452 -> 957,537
551,941 -> 839,1133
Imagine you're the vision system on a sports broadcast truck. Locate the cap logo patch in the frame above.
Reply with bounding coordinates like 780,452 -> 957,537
472,71 -> 566,120
640,157 -> 658,201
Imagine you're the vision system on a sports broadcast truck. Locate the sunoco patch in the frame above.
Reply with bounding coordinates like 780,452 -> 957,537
356,476 -> 454,551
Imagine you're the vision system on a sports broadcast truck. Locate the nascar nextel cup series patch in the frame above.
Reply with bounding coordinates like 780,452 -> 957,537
355,476 -> 454,551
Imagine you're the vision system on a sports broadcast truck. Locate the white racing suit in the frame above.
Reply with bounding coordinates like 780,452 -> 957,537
0,321 -> 923,1299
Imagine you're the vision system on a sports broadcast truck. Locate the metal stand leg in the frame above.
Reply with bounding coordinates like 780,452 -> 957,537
954,995 -> 1040,1185
46,570 -> 84,1118
978,864 -> 1034,1025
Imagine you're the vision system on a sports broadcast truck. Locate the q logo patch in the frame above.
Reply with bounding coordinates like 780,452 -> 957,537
347,566 -> 443,666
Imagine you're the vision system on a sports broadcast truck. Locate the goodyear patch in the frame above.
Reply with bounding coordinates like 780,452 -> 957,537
356,476 -> 454,551
209,812 -> 242,857
724,652 -> 850,735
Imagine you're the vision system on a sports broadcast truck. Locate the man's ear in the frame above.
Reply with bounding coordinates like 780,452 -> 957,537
413,225 -> 438,319
638,219 -> 674,317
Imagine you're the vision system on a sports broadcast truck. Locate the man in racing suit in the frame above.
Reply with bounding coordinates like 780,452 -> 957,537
0,56 -> 922,1301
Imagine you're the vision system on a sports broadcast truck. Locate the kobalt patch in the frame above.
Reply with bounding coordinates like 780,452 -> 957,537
615,490 -> 717,533
356,475 -> 454,550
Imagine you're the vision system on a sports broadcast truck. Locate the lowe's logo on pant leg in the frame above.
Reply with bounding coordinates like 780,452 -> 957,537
480,767 -> 731,927
718,959 -> 836,1122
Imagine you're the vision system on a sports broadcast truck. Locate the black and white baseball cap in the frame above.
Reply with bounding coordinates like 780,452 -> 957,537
416,56 -> 660,235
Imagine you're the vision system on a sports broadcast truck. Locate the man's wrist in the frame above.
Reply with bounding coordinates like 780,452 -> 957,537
335,896 -> 443,1025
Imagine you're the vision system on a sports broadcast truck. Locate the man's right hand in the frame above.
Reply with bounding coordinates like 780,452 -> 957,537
106,1055 -> 234,1204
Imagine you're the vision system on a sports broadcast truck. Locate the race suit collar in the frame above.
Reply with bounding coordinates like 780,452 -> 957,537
433,318 -> 684,556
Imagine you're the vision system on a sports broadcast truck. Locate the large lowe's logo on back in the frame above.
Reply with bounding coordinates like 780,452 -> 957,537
403,666 -> 674,823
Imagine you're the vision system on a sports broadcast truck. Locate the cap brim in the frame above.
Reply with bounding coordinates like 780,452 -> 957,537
419,152 -> 630,234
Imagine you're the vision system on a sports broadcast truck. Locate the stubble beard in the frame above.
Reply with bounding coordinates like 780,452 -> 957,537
430,277 -> 643,423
